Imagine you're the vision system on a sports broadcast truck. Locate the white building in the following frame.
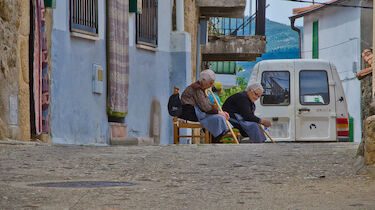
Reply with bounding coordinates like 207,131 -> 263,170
290,0 -> 373,142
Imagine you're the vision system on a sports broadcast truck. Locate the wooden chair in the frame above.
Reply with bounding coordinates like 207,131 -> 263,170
173,117 -> 211,144
172,86 -> 211,144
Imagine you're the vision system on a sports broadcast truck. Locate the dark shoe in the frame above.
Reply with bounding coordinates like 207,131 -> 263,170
211,130 -> 229,143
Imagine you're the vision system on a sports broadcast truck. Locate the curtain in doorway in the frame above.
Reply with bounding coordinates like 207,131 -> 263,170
32,0 -> 50,134
107,0 -> 130,117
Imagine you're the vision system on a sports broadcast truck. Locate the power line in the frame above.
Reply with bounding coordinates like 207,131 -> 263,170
301,38 -> 355,52
284,0 -> 373,9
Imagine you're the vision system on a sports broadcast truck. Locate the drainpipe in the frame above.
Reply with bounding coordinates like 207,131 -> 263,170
176,0 -> 184,32
289,16 -> 302,58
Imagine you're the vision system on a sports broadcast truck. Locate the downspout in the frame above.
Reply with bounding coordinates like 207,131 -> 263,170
176,0 -> 184,32
289,16 -> 302,58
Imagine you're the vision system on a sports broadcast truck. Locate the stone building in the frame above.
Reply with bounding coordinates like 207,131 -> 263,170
0,0 -> 52,141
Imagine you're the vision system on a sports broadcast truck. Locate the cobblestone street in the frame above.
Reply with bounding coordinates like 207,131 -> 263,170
0,141 -> 375,209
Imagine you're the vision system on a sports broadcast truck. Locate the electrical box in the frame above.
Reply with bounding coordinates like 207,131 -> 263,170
44,0 -> 56,8
129,0 -> 142,13
9,95 -> 18,125
92,64 -> 104,94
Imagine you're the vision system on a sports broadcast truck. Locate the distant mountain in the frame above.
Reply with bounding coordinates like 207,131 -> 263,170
237,19 -> 302,81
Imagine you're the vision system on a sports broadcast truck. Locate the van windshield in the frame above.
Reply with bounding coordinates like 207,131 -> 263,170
260,71 -> 290,106
299,70 -> 329,105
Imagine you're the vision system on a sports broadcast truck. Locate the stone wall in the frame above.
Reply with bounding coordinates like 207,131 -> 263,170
365,115 -> 375,164
0,0 -> 30,140
184,0 -> 199,82
361,75 -> 372,135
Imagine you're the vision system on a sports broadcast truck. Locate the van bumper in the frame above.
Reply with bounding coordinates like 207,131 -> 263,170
337,137 -> 350,142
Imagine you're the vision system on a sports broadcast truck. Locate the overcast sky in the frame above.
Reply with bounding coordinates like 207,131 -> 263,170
246,0 -> 311,26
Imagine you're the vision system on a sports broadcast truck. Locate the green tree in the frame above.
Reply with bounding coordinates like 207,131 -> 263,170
219,66 -> 248,103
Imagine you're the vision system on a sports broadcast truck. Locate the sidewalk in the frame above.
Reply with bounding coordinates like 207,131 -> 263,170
0,142 -> 374,209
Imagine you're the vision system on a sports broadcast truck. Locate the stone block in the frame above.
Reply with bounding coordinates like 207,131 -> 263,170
18,0 -> 30,36
18,81 -> 30,140
110,137 -> 154,146
0,118 -> 6,139
0,1 -> 12,22
110,123 -> 127,139
365,115 -> 375,165
18,35 -> 29,84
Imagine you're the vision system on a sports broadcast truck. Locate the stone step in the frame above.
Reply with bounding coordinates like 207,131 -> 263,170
110,137 -> 154,146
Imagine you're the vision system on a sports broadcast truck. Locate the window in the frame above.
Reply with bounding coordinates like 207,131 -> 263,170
299,70 -> 329,105
70,0 -> 98,36
136,0 -> 158,46
261,71 -> 290,106
312,21 -> 319,59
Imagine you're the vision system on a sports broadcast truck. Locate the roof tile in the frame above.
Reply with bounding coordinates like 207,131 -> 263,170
293,0 -> 339,15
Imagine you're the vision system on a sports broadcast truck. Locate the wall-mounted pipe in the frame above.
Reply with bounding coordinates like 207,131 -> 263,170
289,16 -> 302,58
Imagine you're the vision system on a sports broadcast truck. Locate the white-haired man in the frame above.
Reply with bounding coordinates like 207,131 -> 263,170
181,69 -> 230,142
222,83 -> 271,143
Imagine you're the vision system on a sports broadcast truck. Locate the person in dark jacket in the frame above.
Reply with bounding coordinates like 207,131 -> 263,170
222,83 -> 271,143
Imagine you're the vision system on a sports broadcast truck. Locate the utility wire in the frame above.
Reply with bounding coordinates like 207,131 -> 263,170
284,0 -> 373,9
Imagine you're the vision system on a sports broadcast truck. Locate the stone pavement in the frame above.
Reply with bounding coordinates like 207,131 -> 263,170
0,141 -> 375,209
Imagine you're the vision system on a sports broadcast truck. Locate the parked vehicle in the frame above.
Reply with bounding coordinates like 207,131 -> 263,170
248,59 -> 349,142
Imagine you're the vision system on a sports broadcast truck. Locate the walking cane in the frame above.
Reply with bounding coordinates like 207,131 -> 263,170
206,89 -> 239,144
258,124 -> 275,143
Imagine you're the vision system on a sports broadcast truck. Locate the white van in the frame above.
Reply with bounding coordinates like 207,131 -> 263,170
248,59 -> 349,142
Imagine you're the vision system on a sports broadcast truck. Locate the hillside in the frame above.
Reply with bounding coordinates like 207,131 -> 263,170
237,19 -> 302,80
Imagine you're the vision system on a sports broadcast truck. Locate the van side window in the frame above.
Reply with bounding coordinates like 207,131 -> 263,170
260,71 -> 290,106
299,70 -> 329,105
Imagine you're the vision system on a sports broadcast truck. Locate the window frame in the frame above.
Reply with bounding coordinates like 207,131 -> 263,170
260,71 -> 291,106
299,70 -> 330,106
69,0 -> 99,37
136,0 -> 158,47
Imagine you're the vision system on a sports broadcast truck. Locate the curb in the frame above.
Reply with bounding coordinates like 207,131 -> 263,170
0,139 -> 47,146
110,137 -> 154,146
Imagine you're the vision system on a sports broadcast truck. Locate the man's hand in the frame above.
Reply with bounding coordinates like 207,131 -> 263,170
260,119 -> 271,127
219,111 -> 229,120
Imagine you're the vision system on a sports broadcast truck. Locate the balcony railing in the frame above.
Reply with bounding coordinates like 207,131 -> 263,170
207,2 -> 268,36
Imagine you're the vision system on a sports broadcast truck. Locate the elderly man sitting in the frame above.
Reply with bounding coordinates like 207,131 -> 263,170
222,83 -> 271,143
181,69 -> 230,142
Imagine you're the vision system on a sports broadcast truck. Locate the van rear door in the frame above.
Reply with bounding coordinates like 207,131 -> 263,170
294,62 -> 336,141
255,61 -> 295,141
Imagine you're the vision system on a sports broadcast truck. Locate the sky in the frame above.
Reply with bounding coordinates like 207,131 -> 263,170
245,0 -> 311,26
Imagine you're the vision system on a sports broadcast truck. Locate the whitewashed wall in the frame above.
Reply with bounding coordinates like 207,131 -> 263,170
301,3 -> 362,142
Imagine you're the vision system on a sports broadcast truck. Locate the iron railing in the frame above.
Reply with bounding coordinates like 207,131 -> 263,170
208,1 -> 268,36
70,0 -> 98,36
136,0 -> 158,46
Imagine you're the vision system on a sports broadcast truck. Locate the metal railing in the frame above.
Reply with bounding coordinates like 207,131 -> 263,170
136,0 -> 158,46
70,0 -> 98,36
208,2 -> 268,36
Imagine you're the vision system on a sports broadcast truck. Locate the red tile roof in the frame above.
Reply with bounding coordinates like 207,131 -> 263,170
293,0 -> 339,15
356,49 -> 373,80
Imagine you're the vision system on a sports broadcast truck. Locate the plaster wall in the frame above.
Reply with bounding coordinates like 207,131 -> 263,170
302,4 -> 362,142
127,1 -> 192,144
50,0 -> 109,144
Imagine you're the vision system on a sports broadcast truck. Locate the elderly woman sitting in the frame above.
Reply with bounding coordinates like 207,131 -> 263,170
222,82 -> 271,143
180,69 -> 230,142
